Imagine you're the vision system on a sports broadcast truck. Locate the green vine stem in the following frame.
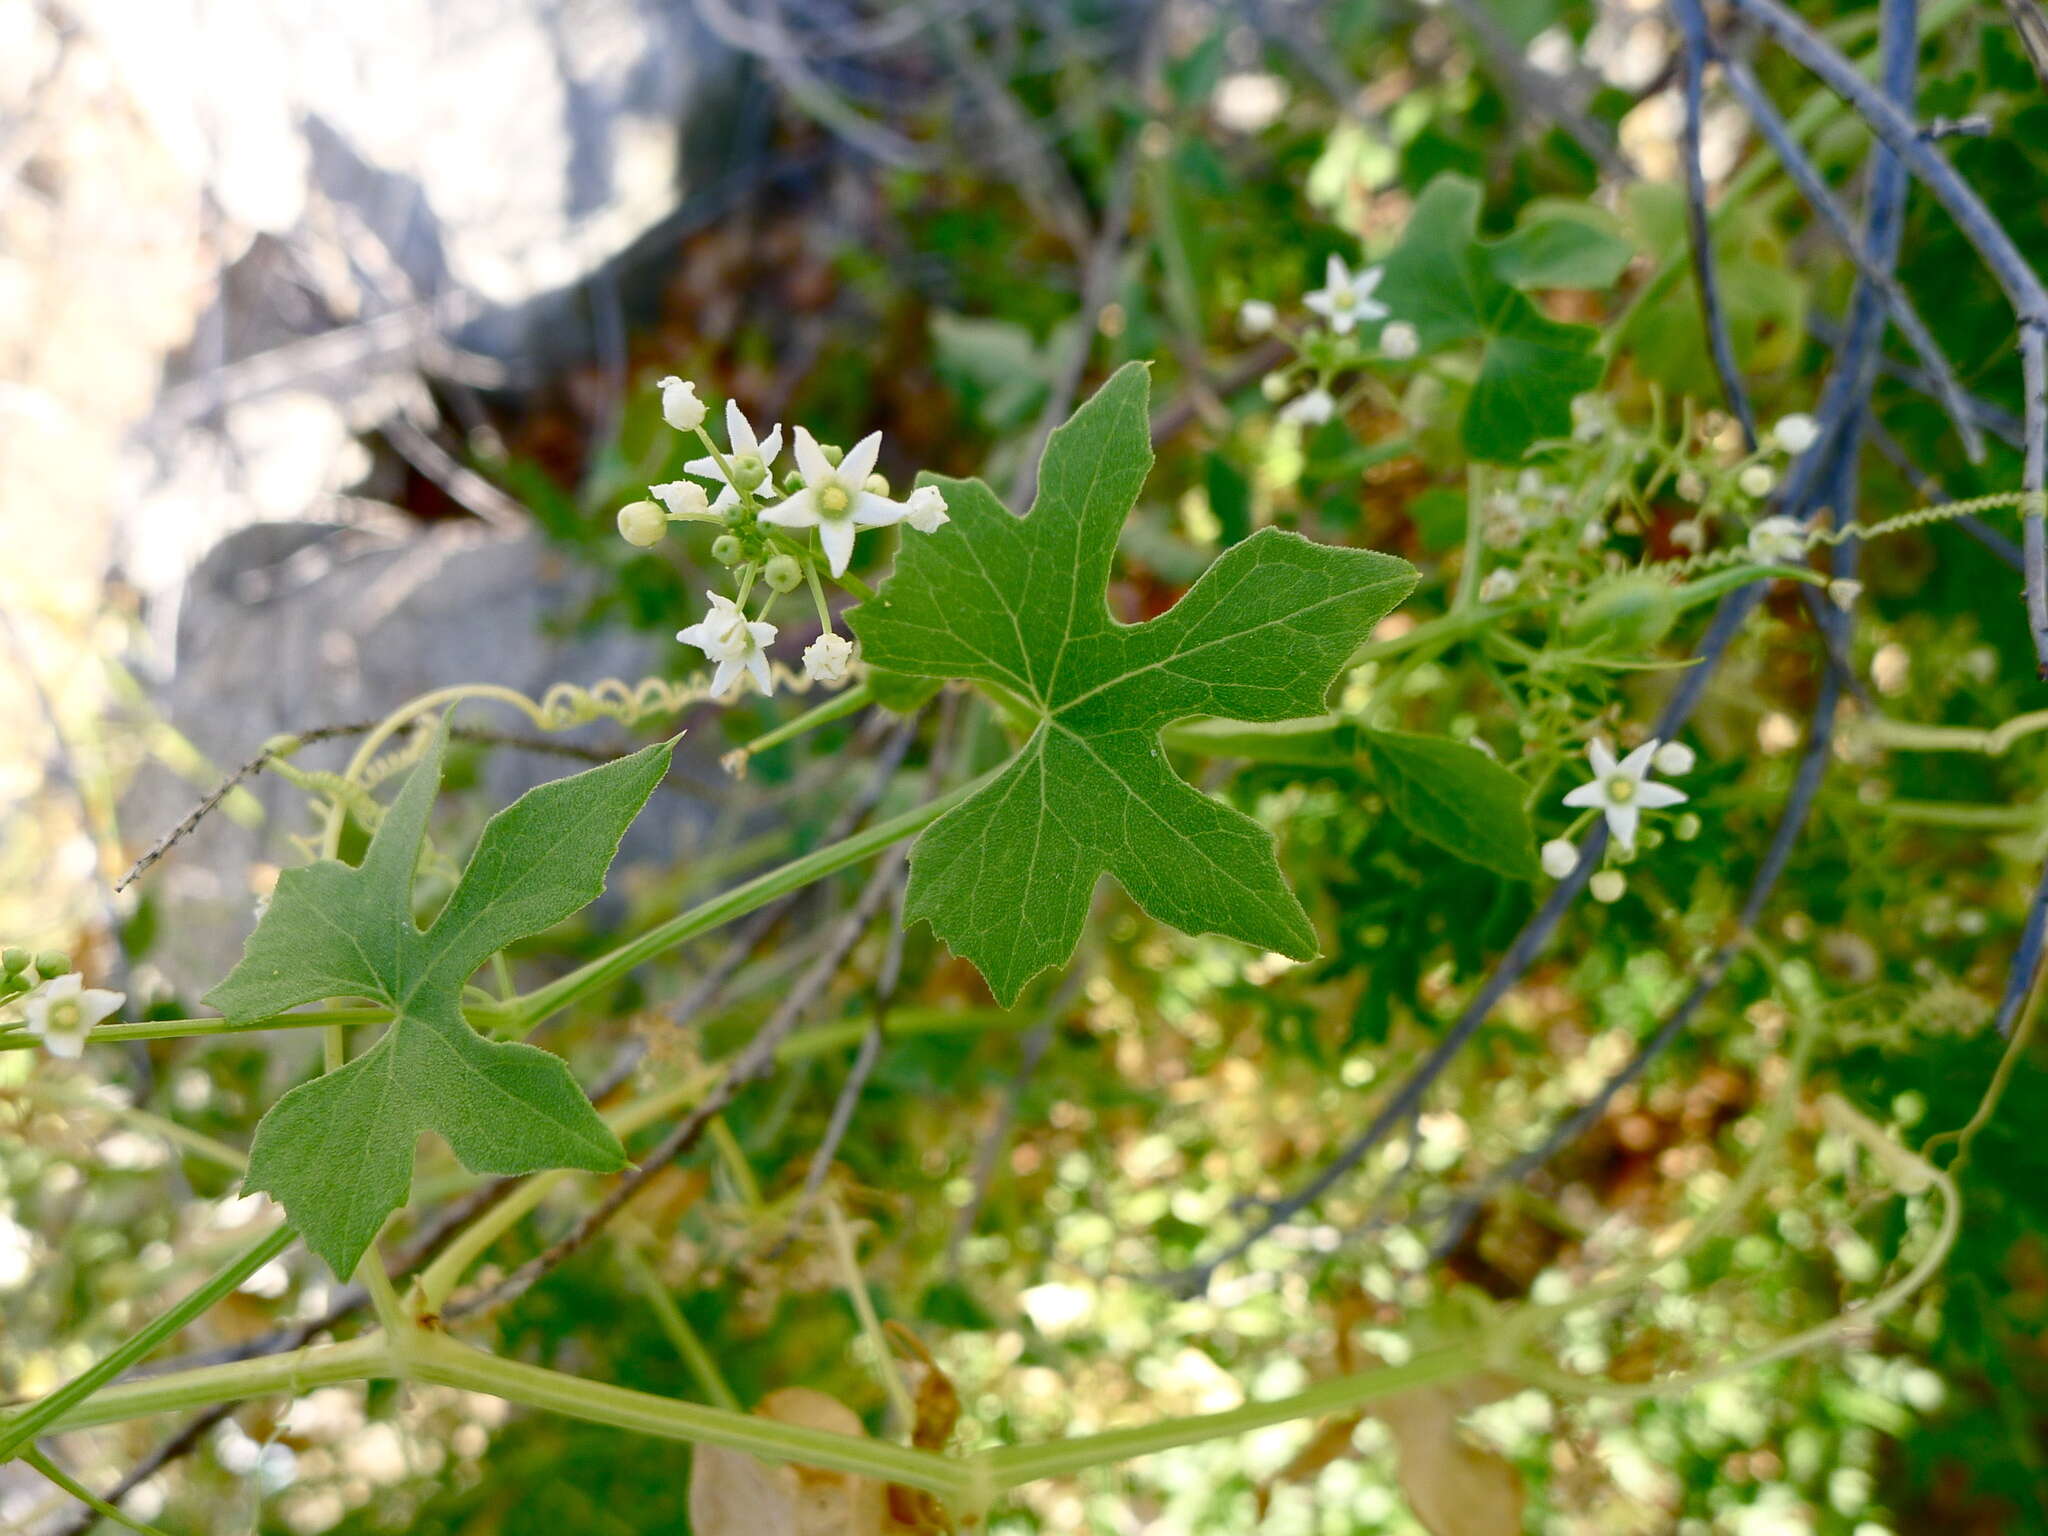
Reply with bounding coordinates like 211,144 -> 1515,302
0,1223 -> 294,1458
507,764 -> 1002,1031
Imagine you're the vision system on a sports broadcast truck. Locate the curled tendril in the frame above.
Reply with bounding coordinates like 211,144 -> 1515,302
1642,487 -> 2035,584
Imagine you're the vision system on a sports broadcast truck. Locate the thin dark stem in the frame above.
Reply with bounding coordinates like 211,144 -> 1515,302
777,865 -> 913,1247
450,846 -> 913,1318
1717,55 -> 1983,461
1722,0 -> 2048,668
1676,0 -> 1759,449
1995,861 -> 2048,1039
946,966 -> 1085,1272
114,721 -> 691,894
1007,8 -> 1163,508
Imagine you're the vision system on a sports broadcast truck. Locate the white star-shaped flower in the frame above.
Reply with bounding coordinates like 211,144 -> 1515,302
684,401 -> 784,511
803,632 -> 855,684
1303,254 -> 1388,335
759,428 -> 908,577
677,592 -> 778,698
1561,739 -> 1687,853
20,973 -> 124,1059
904,484 -> 950,534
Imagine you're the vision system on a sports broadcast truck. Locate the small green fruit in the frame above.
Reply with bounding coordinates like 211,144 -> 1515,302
710,534 -> 745,565
762,554 -> 804,593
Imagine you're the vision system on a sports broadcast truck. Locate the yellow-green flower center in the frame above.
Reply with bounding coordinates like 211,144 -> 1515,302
1605,776 -> 1635,803
818,483 -> 851,518
1333,289 -> 1355,310
49,1000 -> 81,1030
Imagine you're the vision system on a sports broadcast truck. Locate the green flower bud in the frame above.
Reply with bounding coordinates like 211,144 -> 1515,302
820,443 -> 844,468
864,472 -> 890,498
762,554 -> 805,593
710,533 -> 745,565
35,950 -> 71,979
1,947 -> 29,975
781,469 -> 807,495
728,453 -> 768,493
616,500 -> 668,548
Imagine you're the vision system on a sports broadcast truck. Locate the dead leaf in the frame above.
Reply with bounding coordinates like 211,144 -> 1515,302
689,1387 -> 889,1536
1373,1375 -> 1525,1536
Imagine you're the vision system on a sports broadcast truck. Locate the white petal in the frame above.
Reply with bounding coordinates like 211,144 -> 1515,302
710,657 -> 742,696
853,492 -> 908,529
726,399 -> 754,456
1605,803 -> 1640,852
759,490 -> 821,529
1327,309 -> 1358,335
77,989 -> 125,1028
1354,294 -> 1390,322
676,622 -> 712,654
818,518 -> 858,578
1617,741 -> 1660,780
792,425 -> 833,486
757,424 -> 784,466
1587,739 -> 1619,779
1353,265 -> 1384,300
838,430 -> 882,488
1632,782 -> 1689,810
683,454 -> 726,483
1325,252 -> 1349,291
1303,290 -> 1337,320
1561,781 -> 1607,809
747,619 -> 778,650
47,1029 -> 86,1059
744,649 -> 774,694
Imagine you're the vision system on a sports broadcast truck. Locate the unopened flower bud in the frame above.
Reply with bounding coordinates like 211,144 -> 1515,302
1737,463 -> 1776,499
1771,413 -> 1820,455
1674,812 -> 1702,841
1653,740 -> 1695,775
1540,839 -> 1579,879
652,480 -> 709,519
1589,870 -> 1627,903
36,951 -> 71,979
1828,578 -> 1863,611
905,484 -> 950,534
1260,371 -> 1292,402
2,947 -> 29,975
616,500 -> 668,548
658,376 -> 706,432
864,472 -> 890,498
762,554 -> 804,593
1379,320 -> 1420,360
803,632 -> 855,685
819,443 -> 844,468
1238,299 -> 1277,337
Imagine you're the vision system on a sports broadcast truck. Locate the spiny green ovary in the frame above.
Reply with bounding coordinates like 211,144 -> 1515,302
849,362 -> 1416,1003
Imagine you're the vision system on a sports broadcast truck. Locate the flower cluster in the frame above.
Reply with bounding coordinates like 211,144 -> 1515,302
1239,249 -> 1413,428
616,380 -> 953,699
2,947 -> 123,1058
1541,736 -> 1698,901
